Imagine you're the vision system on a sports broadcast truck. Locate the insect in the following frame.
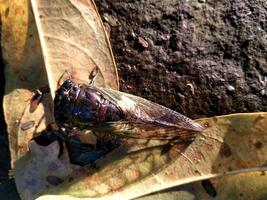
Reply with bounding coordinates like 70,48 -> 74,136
34,67 -> 204,166
54,67 -> 204,144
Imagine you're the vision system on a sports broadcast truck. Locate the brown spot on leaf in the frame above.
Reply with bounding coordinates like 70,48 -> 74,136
68,177 -> 74,182
19,74 -> 28,82
21,121 -> 35,131
254,141 -> 263,149
213,116 -> 218,122
203,121 -> 210,128
46,176 -> 64,186
253,115 -> 265,125
5,8 -> 9,18
219,143 -> 232,157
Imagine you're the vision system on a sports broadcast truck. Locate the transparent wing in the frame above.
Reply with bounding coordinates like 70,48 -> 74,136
97,87 -> 204,132
92,121 -> 197,142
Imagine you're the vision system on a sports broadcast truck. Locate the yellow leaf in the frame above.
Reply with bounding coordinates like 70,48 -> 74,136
14,113 -> 267,200
2,0 -> 119,167
136,171 -> 267,200
1,0 -> 49,165
30,0 -> 119,98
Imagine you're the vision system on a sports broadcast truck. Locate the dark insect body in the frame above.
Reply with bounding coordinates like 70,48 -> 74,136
34,67 -> 204,166
33,125 -> 122,166
201,180 -> 217,197
54,80 -> 123,126
54,70 -> 204,143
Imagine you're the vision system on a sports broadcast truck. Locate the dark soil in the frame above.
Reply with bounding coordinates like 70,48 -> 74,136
95,0 -> 267,119
1,0 -> 267,198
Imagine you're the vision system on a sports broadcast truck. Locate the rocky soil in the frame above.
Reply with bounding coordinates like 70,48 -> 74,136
96,0 -> 267,119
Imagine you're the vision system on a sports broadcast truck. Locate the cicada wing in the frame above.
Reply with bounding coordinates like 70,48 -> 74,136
92,121 -> 197,142
97,88 -> 204,132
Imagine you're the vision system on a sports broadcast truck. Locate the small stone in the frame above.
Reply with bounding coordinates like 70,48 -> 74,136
260,89 -> 266,96
103,13 -> 120,27
137,36 -> 149,48
226,85 -> 235,92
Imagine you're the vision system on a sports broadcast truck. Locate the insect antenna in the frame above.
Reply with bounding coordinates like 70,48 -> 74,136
57,70 -> 72,87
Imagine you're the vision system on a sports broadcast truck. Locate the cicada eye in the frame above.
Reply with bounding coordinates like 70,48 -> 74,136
61,79 -> 73,90
73,85 -> 79,91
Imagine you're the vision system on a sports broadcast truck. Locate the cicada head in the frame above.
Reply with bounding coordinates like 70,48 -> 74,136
54,79 -> 123,126
54,78 -> 82,124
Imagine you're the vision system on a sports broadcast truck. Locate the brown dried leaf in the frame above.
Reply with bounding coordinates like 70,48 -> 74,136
1,0 -> 50,165
30,0 -> 119,98
136,171 -> 267,200
14,113 -> 267,200
2,0 -> 119,198
14,141 -> 72,200
2,0 -> 119,167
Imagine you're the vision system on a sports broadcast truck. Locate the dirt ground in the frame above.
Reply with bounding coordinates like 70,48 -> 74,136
1,0 -> 267,198
96,0 -> 267,119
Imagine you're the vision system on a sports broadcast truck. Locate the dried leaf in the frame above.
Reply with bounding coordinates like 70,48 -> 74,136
2,0 -> 119,198
14,141 -> 72,200
2,0 -> 119,166
14,113 -> 267,200
136,171 -> 267,200
30,0 -> 119,98
1,0 -> 50,165
6,1 -> 267,200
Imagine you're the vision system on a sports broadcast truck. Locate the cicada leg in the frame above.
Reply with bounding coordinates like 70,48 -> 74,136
28,86 -> 50,113
32,131 -> 64,157
33,122 -> 66,158
88,66 -> 100,86
65,137 -> 106,167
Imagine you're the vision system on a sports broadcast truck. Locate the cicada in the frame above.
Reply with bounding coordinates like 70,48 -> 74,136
34,67 -> 204,166
54,67 -> 204,144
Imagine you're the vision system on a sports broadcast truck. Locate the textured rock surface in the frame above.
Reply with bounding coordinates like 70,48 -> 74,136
95,0 -> 267,119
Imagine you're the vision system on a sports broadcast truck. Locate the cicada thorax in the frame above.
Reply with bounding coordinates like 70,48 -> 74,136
54,79 -> 123,127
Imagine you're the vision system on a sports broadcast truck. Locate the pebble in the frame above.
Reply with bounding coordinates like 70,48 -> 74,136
103,13 -> 120,27
137,36 -> 149,48
226,85 -> 235,92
